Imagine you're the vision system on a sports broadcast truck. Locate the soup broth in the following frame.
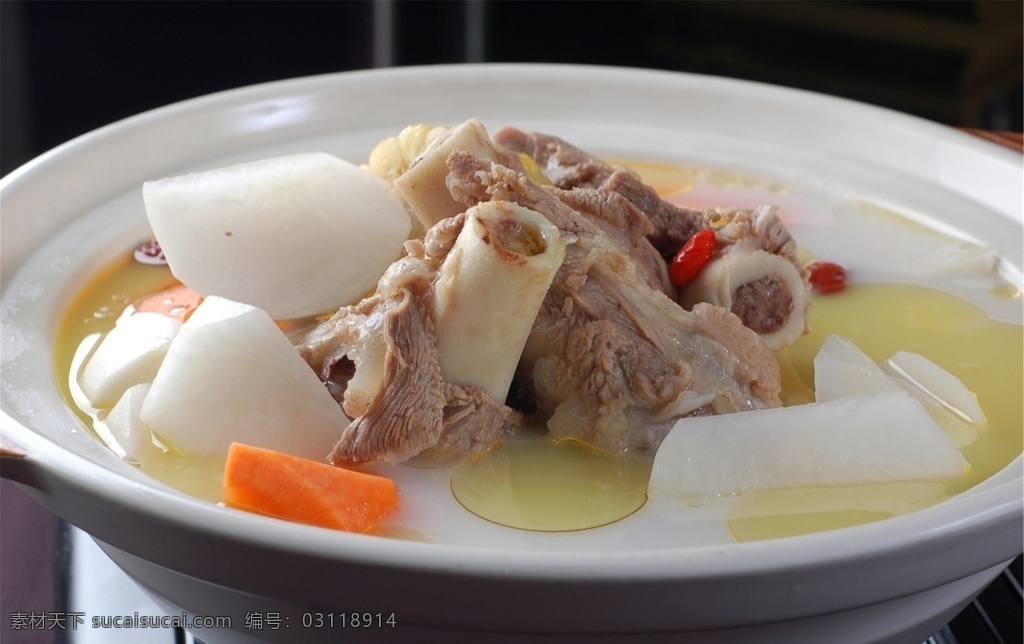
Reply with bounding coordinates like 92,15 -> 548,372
57,160 -> 1023,544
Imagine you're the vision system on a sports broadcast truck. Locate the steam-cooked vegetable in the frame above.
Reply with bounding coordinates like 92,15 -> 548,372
140,296 -> 348,459
222,442 -> 398,532
813,334 -> 899,401
104,383 -> 161,462
365,123 -> 451,182
78,312 -> 182,408
134,283 -> 201,321
887,351 -> 986,424
814,334 -> 983,447
648,391 -> 969,503
142,152 -> 411,320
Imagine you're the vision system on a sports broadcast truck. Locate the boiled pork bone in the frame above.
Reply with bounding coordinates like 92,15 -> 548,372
297,216 -> 526,465
432,201 -> 565,403
677,206 -> 810,350
446,148 -> 781,454
493,127 -> 810,350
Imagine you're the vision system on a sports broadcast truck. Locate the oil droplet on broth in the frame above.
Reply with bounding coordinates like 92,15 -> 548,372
451,437 -> 652,532
732,282 -> 1023,542
990,282 -> 1022,300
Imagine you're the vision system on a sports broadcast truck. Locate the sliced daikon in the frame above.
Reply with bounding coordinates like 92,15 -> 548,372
648,392 -> 968,503
103,383 -> 162,463
140,296 -> 348,459
143,152 -> 412,320
78,312 -> 182,408
813,334 -> 981,447
882,373 -> 979,448
813,334 -> 898,402
887,351 -> 987,424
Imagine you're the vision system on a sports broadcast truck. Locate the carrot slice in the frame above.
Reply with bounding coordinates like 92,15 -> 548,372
222,442 -> 398,533
135,284 -> 202,322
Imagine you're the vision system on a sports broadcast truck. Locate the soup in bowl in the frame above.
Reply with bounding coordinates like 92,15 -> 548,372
2,65 -> 1021,643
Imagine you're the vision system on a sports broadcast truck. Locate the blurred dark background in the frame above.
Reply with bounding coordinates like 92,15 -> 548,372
2,0 -> 1022,177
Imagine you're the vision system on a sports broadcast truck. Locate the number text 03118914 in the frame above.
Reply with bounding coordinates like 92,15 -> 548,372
301,612 -> 397,629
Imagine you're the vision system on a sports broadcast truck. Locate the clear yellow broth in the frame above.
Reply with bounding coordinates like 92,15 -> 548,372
731,282 -> 1022,541
56,160 -> 1023,541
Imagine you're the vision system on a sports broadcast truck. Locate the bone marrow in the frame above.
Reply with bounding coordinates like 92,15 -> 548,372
731,276 -> 793,335
680,248 -> 809,352
488,217 -> 548,257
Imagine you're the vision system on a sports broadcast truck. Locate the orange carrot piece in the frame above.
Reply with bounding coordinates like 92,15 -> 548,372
135,284 -> 202,322
222,443 -> 398,533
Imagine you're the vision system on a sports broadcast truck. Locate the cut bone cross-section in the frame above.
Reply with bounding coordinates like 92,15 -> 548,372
433,201 -> 565,402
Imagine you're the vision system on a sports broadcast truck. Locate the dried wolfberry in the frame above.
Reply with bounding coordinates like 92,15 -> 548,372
669,229 -> 717,287
807,261 -> 847,293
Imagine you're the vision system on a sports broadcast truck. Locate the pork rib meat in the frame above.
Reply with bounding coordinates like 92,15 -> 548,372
297,222 -> 522,465
446,147 -> 780,453
494,126 -> 811,350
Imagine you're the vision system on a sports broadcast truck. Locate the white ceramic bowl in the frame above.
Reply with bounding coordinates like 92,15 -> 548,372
2,64 -> 1022,643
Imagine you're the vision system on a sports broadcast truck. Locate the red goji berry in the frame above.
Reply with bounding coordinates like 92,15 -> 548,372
669,229 -> 717,287
807,261 -> 847,293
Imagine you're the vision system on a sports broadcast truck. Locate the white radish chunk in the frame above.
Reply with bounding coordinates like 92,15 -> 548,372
887,351 -> 987,424
813,334 -> 898,402
78,312 -> 182,408
140,296 -> 348,459
143,153 -> 411,320
649,392 -> 968,503
881,371 -> 980,448
103,383 -> 162,462
814,335 -> 981,447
